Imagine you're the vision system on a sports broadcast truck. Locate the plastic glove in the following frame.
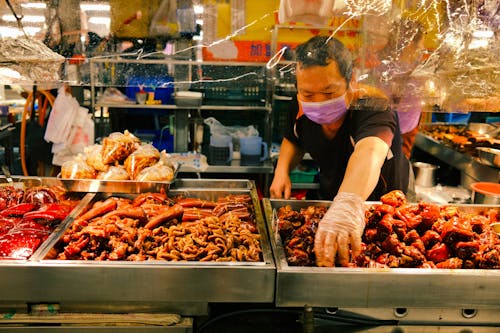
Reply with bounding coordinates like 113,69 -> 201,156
314,192 -> 365,267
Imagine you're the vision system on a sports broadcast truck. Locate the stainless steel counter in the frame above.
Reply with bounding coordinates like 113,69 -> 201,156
178,159 -> 274,174
262,198 -> 500,326
414,133 -> 500,187
0,179 -> 275,317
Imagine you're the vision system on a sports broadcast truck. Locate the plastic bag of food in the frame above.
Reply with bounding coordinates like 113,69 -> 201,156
135,161 -> 174,182
158,150 -> 176,170
61,154 -> 96,179
124,144 -> 160,179
97,165 -> 130,180
101,130 -> 140,164
85,144 -> 108,172
203,117 -> 259,140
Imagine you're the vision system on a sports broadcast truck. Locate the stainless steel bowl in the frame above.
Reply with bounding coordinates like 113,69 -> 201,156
467,122 -> 497,135
491,222 -> 500,235
413,162 -> 439,187
477,147 -> 500,168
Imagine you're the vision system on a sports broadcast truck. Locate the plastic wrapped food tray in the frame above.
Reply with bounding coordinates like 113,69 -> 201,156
56,163 -> 179,193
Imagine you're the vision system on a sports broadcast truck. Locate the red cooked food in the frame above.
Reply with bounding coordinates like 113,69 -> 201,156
277,190 -> 500,268
0,186 -> 77,259
49,193 -> 262,262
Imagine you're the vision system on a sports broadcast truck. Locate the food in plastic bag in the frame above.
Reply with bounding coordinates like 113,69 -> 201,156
135,161 -> 174,182
124,144 -> 160,179
203,117 -> 259,139
85,144 -> 108,172
61,154 -> 96,179
158,150 -> 176,170
101,130 -> 140,164
97,165 -> 130,180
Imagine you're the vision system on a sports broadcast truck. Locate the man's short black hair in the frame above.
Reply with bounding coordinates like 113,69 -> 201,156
295,36 -> 353,84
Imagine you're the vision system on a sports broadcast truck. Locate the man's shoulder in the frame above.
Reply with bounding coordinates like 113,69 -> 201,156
350,83 -> 390,111
351,97 -> 390,110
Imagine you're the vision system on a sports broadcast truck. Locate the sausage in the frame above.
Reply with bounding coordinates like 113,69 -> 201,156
144,204 -> 184,229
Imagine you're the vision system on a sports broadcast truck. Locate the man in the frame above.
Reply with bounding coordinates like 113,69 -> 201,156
270,36 -> 410,267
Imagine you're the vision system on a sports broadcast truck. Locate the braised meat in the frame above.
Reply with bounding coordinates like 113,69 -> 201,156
276,190 -> 500,268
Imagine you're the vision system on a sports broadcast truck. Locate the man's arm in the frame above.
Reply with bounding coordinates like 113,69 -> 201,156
339,136 -> 390,200
270,138 -> 305,198
314,135 -> 390,266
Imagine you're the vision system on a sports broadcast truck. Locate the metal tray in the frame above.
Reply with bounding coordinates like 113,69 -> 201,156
56,163 -> 179,193
0,176 -> 92,262
477,147 -> 500,168
263,198 -> 500,310
0,180 -> 275,315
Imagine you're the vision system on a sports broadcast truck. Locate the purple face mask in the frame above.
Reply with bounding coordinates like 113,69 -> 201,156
300,94 -> 347,124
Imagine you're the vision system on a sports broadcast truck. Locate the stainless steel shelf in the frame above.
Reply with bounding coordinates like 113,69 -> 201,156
179,159 -> 274,174
96,103 -> 270,111
291,182 -> 320,190
414,133 -> 499,186
263,198 -> 500,313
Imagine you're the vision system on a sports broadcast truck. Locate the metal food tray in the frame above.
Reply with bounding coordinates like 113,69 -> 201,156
0,176 -> 92,263
0,180 -> 275,315
56,163 -> 179,193
263,198 -> 500,310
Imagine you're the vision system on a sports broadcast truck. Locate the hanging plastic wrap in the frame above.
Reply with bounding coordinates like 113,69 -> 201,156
390,0 -> 500,112
0,37 -> 65,84
424,4 -> 500,112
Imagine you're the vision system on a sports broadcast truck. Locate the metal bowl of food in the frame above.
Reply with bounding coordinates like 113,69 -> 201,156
470,182 -> 500,205
467,122 -> 497,135
477,147 -> 500,168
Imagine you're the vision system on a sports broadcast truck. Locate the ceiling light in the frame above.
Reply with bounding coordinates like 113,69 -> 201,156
80,3 -> 111,11
21,2 -> 46,9
472,29 -> 494,39
2,14 -> 45,23
0,27 -> 23,38
89,17 -> 111,25
468,39 -> 489,49
0,26 -> 42,37
193,5 -> 204,15
0,68 -> 21,79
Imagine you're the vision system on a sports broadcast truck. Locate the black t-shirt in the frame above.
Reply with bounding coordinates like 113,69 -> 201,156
284,96 -> 409,201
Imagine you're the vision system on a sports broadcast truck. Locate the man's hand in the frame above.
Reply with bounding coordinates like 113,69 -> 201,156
270,172 -> 292,199
314,192 -> 365,266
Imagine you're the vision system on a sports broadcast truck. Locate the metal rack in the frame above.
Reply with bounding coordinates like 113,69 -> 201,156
89,57 -> 275,182
414,132 -> 500,187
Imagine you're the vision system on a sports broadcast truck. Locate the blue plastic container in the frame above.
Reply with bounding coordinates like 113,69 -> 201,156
126,75 -> 174,104
134,129 -> 174,153
431,112 -> 471,124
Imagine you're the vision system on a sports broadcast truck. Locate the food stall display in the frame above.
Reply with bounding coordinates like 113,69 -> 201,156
263,192 -> 500,325
419,123 -> 500,158
415,123 -> 500,187
0,178 -> 275,321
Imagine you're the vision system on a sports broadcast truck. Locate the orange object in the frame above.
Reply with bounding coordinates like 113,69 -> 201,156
68,54 -> 86,65
471,182 -> 500,196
